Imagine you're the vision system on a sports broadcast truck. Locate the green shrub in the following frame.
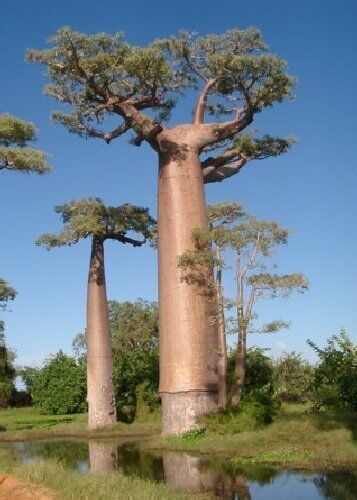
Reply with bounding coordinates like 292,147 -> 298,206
308,330 -> 357,412
273,351 -> 314,402
204,387 -> 280,435
33,351 -> 87,415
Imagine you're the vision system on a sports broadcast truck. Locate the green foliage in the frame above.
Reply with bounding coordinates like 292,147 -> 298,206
204,388 -> 280,435
27,27 -> 294,158
36,198 -> 156,249
0,329 -> 15,403
0,278 -> 16,309
158,29 -> 294,112
242,347 -> 273,394
171,427 -> 206,443
33,351 -> 87,415
18,366 -> 41,396
232,449 -> 314,465
273,352 -> 314,402
72,300 -> 160,422
110,300 -> 159,421
0,113 -> 50,174
308,330 -> 357,412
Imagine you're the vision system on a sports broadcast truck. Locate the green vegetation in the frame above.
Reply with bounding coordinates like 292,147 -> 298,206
32,351 -> 87,415
0,403 -> 355,470
0,457 -> 196,499
0,113 -> 50,174
179,202 -> 308,408
150,404 -> 357,469
308,330 -> 357,412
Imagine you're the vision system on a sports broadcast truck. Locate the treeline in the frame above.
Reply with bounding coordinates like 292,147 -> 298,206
15,299 -> 356,427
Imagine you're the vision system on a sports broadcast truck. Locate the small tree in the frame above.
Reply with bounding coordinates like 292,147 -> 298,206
33,351 -> 86,414
0,113 -> 50,174
273,352 -> 314,402
28,27 -> 295,434
308,330 -> 357,412
37,198 -> 155,428
180,203 -> 308,408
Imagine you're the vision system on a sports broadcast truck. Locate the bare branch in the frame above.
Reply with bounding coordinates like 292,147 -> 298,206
241,231 -> 262,278
193,78 -> 217,125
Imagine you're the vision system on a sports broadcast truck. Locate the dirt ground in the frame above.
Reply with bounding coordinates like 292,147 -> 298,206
0,471 -> 57,499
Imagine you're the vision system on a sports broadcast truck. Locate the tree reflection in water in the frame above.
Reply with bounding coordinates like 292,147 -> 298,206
163,452 -> 251,498
89,442 -> 117,473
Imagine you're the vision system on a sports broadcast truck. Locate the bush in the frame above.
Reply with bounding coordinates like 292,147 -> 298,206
308,330 -> 357,412
33,351 -> 87,415
273,352 -> 314,402
204,387 -> 280,435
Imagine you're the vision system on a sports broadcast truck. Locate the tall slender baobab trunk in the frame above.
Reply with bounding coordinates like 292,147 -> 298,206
87,236 -> 116,429
157,138 -> 218,435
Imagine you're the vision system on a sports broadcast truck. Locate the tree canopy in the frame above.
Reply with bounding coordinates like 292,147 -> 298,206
27,27 -> 295,182
179,202 -> 308,334
36,198 -> 156,248
0,114 -> 50,174
0,279 -> 16,309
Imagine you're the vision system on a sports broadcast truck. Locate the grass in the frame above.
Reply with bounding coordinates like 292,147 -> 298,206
145,404 -> 357,469
0,455 -> 205,499
0,407 -> 159,441
0,404 -> 356,469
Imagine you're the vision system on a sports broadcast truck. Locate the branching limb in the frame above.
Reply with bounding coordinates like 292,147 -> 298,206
111,235 -> 145,247
193,78 -> 217,125
198,108 -> 254,149
203,158 -> 247,183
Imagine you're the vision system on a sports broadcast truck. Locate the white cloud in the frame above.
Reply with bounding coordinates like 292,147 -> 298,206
276,341 -> 287,352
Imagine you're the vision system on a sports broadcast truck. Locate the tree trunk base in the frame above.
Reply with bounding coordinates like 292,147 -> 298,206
161,391 -> 218,436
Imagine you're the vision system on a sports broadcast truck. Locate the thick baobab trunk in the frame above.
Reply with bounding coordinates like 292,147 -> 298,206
158,145 -> 218,435
216,258 -> 227,408
230,329 -> 247,408
87,236 -> 116,429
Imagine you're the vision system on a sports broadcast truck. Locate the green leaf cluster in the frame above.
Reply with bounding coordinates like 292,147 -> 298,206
72,300 -> 160,422
32,351 -> 87,415
308,330 -> 357,411
0,114 -> 50,174
36,198 -> 156,248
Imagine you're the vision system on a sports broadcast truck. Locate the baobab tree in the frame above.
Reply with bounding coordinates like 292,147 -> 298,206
0,113 -> 50,174
180,203 -> 308,408
28,27 -> 295,434
36,198 -> 155,429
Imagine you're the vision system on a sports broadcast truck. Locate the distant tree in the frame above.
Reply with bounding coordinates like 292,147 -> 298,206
28,27 -> 295,434
37,198 -> 155,428
17,366 -> 41,397
179,202 -> 308,408
0,278 -> 16,309
308,330 -> 357,412
109,299 -> 159,421
33,351 -> 86,414
273,351 -> 314,402
0,113 -> 50,174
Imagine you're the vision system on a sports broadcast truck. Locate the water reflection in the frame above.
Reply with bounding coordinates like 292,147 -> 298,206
7,439 -> 356,499
164,452 -> 251,498
89,442 -> 117,474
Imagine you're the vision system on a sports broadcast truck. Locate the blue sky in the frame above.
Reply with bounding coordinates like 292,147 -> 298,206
0,0 -> 356,367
